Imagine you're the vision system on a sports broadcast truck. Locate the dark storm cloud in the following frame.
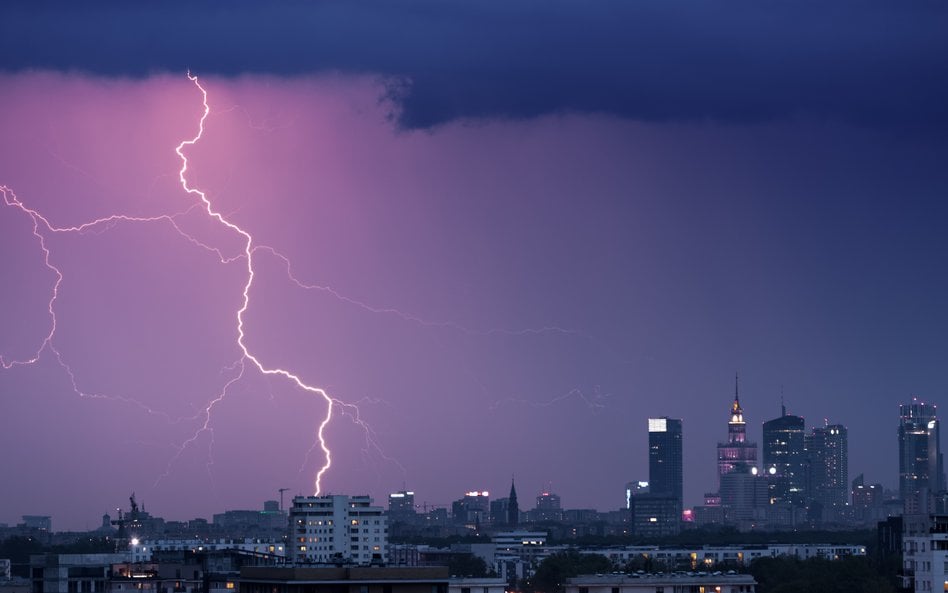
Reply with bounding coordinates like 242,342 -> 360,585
3,0 -> 947,129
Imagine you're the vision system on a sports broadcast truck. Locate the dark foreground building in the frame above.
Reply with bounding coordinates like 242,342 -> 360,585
240,567 -> 449,593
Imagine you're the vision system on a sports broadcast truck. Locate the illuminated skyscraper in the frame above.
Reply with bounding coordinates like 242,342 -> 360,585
717,375 -> 758,481
648,416 -> 683,505
762,403 -> 806,504
806,423 -> 848,509
899,398 -> 945,514
388,490 -> 416,519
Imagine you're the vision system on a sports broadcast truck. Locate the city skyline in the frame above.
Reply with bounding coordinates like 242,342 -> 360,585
0,391 -> 931,530
3,2 -> 948,530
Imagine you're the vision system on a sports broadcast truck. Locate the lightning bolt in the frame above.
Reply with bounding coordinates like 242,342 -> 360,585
2,72 -> 596,499
256,244 -> 581,338
0,74 -> 338,494
173,72 -> 337,494
488,386 -> 610,413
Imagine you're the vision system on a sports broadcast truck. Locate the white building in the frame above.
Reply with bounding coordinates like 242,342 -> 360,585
448,577 -> 507,593
289,495 -> 387,565
567,573 -> 756,593
903,515 -> 948,592
590,543 -> 866,569
129,539 -> 285,562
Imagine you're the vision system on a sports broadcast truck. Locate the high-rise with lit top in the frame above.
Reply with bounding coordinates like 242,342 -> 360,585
717,374 -> 758,481
648,417 -> 683,507
899,397 -> 945,514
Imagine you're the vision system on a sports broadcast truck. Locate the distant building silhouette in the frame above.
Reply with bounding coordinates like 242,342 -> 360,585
507,479 -> 519,526
488,480 -> 519,527
388,491 -> 416,520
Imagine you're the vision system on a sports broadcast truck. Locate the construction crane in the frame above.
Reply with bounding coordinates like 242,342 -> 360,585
278,488 -> 290,511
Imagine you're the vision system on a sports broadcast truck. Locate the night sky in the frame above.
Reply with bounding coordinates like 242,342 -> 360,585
2,1 -> 948,530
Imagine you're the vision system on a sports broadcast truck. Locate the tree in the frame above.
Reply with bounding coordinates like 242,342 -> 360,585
749,556 -> 895,593
448,553 -> 490,577
528,551 -> 614,593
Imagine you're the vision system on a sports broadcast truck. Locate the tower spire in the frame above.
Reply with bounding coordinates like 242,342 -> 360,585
508,474 -> 519,526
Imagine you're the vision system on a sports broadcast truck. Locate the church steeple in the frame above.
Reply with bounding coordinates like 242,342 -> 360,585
508,476 -> 519,526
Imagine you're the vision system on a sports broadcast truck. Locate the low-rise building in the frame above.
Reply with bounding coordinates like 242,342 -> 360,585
239,566 -> 449,593
567,572 -> 756,593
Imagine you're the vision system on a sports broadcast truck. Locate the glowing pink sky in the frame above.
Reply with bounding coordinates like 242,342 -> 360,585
2,73 -> 948,530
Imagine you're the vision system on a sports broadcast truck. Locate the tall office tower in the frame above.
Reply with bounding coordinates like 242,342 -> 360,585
388,490 -> 416,519
762,403 -> 806,504
806,424 -> 849,508
625,480 -> 650,509
288,494 -> 387,565
534,491 -> 563,522
648,417 -> 683,506
900,398 -> 946,514
452,491 -> 490,525
717,375 -> 758,481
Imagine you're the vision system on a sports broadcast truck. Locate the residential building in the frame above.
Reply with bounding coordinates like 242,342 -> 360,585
805,424 -> 848,517
567,572 -> 757,593
288,495 -> 387,565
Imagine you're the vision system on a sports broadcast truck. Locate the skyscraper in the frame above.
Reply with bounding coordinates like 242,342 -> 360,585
806,424 -> 848,509
630,417 -> 683,536
717,375 -> 758,480
899,398 -> 945,514
648,416 -> 683,505
762,403 -> 806,504
388,490 -> 416,519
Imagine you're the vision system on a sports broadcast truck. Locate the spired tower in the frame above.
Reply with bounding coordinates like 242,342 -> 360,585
507,478 -> 519,526
717,374 -> 758,480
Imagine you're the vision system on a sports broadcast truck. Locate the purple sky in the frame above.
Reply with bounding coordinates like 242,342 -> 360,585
2,58 -> 948,528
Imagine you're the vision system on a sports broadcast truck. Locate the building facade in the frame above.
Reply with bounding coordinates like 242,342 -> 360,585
567,573 -> 757,593
288,495 -> 387,565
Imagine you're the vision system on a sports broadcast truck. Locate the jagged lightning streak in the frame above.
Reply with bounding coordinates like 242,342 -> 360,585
255,244 -> 581,337
488,386 -> 610,412
0,186 -> 218,421
3,72 -> 595,497
175,72 -> 336,494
